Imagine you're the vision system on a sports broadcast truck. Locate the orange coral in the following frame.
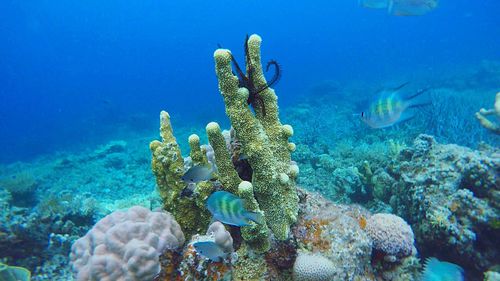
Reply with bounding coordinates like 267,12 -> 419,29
358,216 -> 367,230
297,217 -> 332,252
206,262 -> 230,281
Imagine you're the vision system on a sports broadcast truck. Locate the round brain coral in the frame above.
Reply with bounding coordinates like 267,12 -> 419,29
365,213 -> 414,258
70,206 -> 185,281
293,252 -> 336,281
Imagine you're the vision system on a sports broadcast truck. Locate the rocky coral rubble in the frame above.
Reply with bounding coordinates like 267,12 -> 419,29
387,134 -> 499,278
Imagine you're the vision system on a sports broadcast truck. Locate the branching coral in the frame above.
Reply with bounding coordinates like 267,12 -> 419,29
475,92 -> 500,134
150,111 -> 213,237
212,34 -> 299,240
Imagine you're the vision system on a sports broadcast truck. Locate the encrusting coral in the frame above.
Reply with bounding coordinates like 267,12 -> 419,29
475,92 -> 500,134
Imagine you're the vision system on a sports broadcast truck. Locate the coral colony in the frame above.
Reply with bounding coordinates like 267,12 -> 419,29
1,34 -> 498,280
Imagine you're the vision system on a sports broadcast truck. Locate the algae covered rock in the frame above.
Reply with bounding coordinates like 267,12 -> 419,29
390,134 -> 499,277
292,190 -> 374,280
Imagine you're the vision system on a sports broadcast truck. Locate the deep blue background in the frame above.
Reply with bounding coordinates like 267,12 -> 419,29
1,0 -> 499,163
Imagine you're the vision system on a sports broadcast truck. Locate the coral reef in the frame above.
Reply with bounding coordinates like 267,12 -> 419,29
388,134 -> 499,278
292,190 -> 375,280
69,206 -> 184,281
0,170 -> 37,207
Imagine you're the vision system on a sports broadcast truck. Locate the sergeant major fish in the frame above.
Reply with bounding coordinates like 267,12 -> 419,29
360,82 -> 430,129
359,0 -> 438,16
206,191 -> 262,227
389,0 -> 438,16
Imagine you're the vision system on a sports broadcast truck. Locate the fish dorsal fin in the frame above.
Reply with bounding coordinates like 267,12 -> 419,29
404,88 -> 429,101
392,81 -> 410,92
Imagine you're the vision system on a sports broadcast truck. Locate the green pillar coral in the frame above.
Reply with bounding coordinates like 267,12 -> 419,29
238,181 -> 270,253
213,34 -> 299,240
206,122 -> 270,252
188,134 -> 208,165
150,111 -> 211,237
206,122 -> 240,194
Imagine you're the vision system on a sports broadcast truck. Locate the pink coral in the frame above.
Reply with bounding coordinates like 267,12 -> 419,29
365,213 -> 414,258
70,206 -> 185,281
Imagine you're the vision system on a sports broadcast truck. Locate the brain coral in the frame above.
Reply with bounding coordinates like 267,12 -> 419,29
365,213 -> 414,258
293,252 -> 336,281
69,206 -> 185,281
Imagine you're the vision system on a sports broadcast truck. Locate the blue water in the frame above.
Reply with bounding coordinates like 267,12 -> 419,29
1,0 -> 499,163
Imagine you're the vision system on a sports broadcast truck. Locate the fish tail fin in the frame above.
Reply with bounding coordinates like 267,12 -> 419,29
246,211 -> 263,224
404,88 -> 430,101
397,113 -> 417,124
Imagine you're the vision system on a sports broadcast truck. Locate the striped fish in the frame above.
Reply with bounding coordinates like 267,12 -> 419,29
389,0 -> 438,16
360,82 -> 430,129
206,191 -> 262,227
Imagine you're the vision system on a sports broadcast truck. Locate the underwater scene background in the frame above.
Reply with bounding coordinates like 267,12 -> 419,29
0,0 -> 499,280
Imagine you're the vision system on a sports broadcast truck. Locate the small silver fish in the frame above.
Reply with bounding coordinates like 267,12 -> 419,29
191,240 -> 227,262
422,257 -> 464,281
181,164 -> 214,183
206,191 -> 262,227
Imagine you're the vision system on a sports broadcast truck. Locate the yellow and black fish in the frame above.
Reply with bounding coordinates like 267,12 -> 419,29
206,191 -> 262,227
360,82 -> 430,129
